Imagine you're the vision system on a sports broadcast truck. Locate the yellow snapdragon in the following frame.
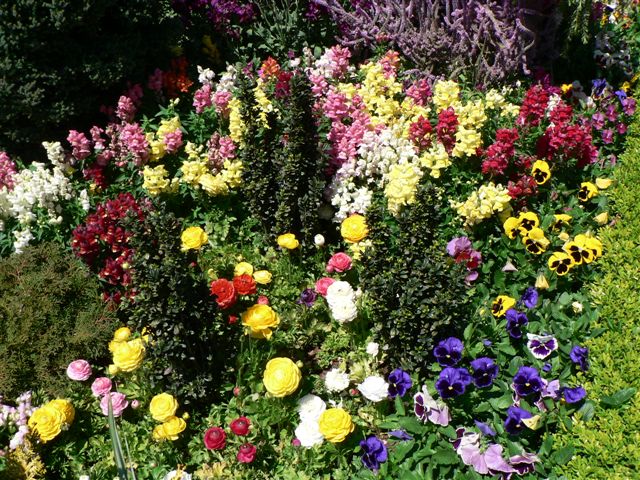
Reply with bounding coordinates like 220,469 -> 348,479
419,143 -> 451,178
384,162 -> 423,215
228,98 -> 245,144
142,165 -> 171,196
433,80 -> 461,111
451,183 -> 511,227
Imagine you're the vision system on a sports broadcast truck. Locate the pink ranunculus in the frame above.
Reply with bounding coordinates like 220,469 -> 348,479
66,360 -> 92,381
326,252 -> 352,273
91,377 -> 113,397
237,443 -> 257,463
100,392 -> 129,417
257,295 -> 270,305
315,277 -> 336,296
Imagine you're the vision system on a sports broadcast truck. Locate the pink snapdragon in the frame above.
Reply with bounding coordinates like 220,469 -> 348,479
213,90 -> 233,117
67,130 -> 92,161
119,123 -> 149,165
163,129 -> 183,154
194,84 -> 213,114
116,96 -> 136,123
0,152 -> 17,190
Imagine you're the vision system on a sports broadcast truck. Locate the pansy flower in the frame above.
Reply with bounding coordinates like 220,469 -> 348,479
387,368 -> 412,398
526,333 -> 558,359
512,366 -> 543,397
433,337 -> 464,366
519,287 -> 538,309
548,251 -> 574,275
492,295 -> 516,317
552,213 -> 572,230
517,212 -> 539,235
575,234 -> 602,261
562,239 -> 594,265
509,452 -> 540,475
504,406 -> 533,435
570,345 -> 589,371
505,308 -> 528,338
435,367 -> 472,399
522,228 -> 550,254
531,160 -> 551,185
578,182 -> 598,202
470,357 -> 499,388
360,436 -> 388,472
414,385 -> 450,426
563,386 -> 587,404
503,217 -> 522,239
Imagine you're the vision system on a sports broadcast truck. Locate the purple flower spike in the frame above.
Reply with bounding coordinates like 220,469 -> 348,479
505,309 -> 528,339
526,333 -> 558,360
563,386 -> 587,404
520,287 -> 538,309
433,337 -> 464,367
360,436 -> 388,472
512,366 -> 543,397
435,367 -> 472,399
570,345 -> 589,371
504,406 -> 533,435
388,368 -> 412,398
470,357 -> 499,388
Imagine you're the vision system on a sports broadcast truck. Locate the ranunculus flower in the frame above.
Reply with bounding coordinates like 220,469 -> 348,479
91,377 -> 113,397
66,359 -> 92,381
149,393 -> 179,422
164,470 -> 192,480
230,416 -> 251,436
203,426 -> 226,450
341,214 -> 369,243
180,226 -> 208,251
326,252 -> 352,273
113,327 -> 132,341
295,420 -> 324,447
297,288 -> 317,307
159,416 -> 187,441
47,399 -> 75,425
263,357 -> 301,397
100,392 -> 129,417
318,407 -> 354,443
253,270 -> 272,284
315,277 -> 336,296
233,274 -> 257,295
357,376 -> 389,402
112,339 -> 145,373
297,394 -> 326,422
324,368 -> 350,393
433,337 -> 464,367
388,368 -> 412,398
28,405 -> 64,442
237,443 -> 257,463
210,279 -> 237,309
234,261 -> 254,277
241,304 -> 280,339
277,233 -> 300,249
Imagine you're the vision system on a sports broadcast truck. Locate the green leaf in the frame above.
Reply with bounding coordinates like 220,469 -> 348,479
558,292 -> 572,306
600,387 -> 637,408
539,434 -> 554,456
432,447 -> 459,465
551,445 -> 575,465
392,441 -> 416,462
576,400 -> 596,421
107,397 -> 129,480
395,395 -> 406,416
489,393 -> 513,411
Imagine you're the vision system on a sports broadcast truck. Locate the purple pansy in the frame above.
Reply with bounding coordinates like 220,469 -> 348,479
453,429 -> 515,475
615,89 -> 628,101
505,309 -> 528,339
592,78 -> 607,96
519,287 -> 538,309
622,97 -> 637,116
526,333 -> 558,359
512,366 -> 543,397
504,406 -> 533,435
433,337 -> 464,367
563,386 -> 587,404
447,237 -> 472,257
297,288 -> 317,307
388,368 -> 412,398
414,385 -> 450,426
470,357 -> 499,388
435,367 -> 472,399
569,345 -> 589,371
509,452 -> 540,475
360,435 -> 388,472
474,420 -> 496,437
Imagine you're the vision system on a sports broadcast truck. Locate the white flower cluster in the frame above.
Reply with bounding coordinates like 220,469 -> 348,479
324,368 -> 350,393
217,65 -> 237,93
327,179 -> 372,223
197,65 -> 216,87
0,162 -> 73,253
42,141 -> 69,170
294,394 -> 327,448
325,280 -> 358,324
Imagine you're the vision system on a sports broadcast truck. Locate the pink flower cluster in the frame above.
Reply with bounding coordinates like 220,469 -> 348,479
517,85 -> 549,127
67,130 -> 92,161
0,151 -> 17,190
405,79 -> 432,106
481,128 -> 518,176
207,133 -> 236,171
194,84 -> 214,114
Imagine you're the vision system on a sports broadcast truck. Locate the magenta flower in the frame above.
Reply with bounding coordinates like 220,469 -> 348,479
66,360 -> 92,381
326,252 -> 352,273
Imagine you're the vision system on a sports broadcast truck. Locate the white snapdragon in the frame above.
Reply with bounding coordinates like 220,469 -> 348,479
197,66 -> 216,86
79,189 -> 91,211
357,376 -> 389,402
13,228 -> 34,254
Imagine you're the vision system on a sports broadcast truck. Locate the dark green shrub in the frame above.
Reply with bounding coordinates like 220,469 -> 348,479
0,0 -> 180,160
0,243 -> 117,397
124,204 -> 236,406
360,181 -> 472,373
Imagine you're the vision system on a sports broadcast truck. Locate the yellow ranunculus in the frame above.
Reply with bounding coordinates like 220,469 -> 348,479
113,327 -> 132,342
253,270 -> 272,285
180,226 -> 209,252
152,424 -> 166,441
234,261 -> 254,277
159,415 -> 187,441
341,214 -> 369,243
149,393 -> 179,422
241,304 -> 280,339
112,338 -> 145,373
263,357 -> 301,397
47,399 -> 75,425
318,408 -> 354,443
277,233 -> 300,250
28,405 -> 65,442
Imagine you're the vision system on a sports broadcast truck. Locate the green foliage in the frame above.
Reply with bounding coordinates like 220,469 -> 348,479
124,204 -> 237,406
0,0 -> 180,160
552,89 -> 640,479
360,181 -> 472,373
0,242 -> 116,397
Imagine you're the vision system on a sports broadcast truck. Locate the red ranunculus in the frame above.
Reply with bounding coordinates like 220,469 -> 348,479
203,426 -> 226,450
326,252 -> 352,273
237,443 -> 257,463
233,274 -> 257,295
230,416 -> 251,436
210,279 -> 237,309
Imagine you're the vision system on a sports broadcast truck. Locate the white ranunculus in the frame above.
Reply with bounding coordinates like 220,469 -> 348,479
297,394 -> 326,422
314,234 -> 325,247
295,420 -> 324,448
163,470 -> 192,480
358,376 -> 389,402
324,368 -> 350,393
366,342 -> 379,357
329,299 -> 358,324
325,280 -> 356,305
